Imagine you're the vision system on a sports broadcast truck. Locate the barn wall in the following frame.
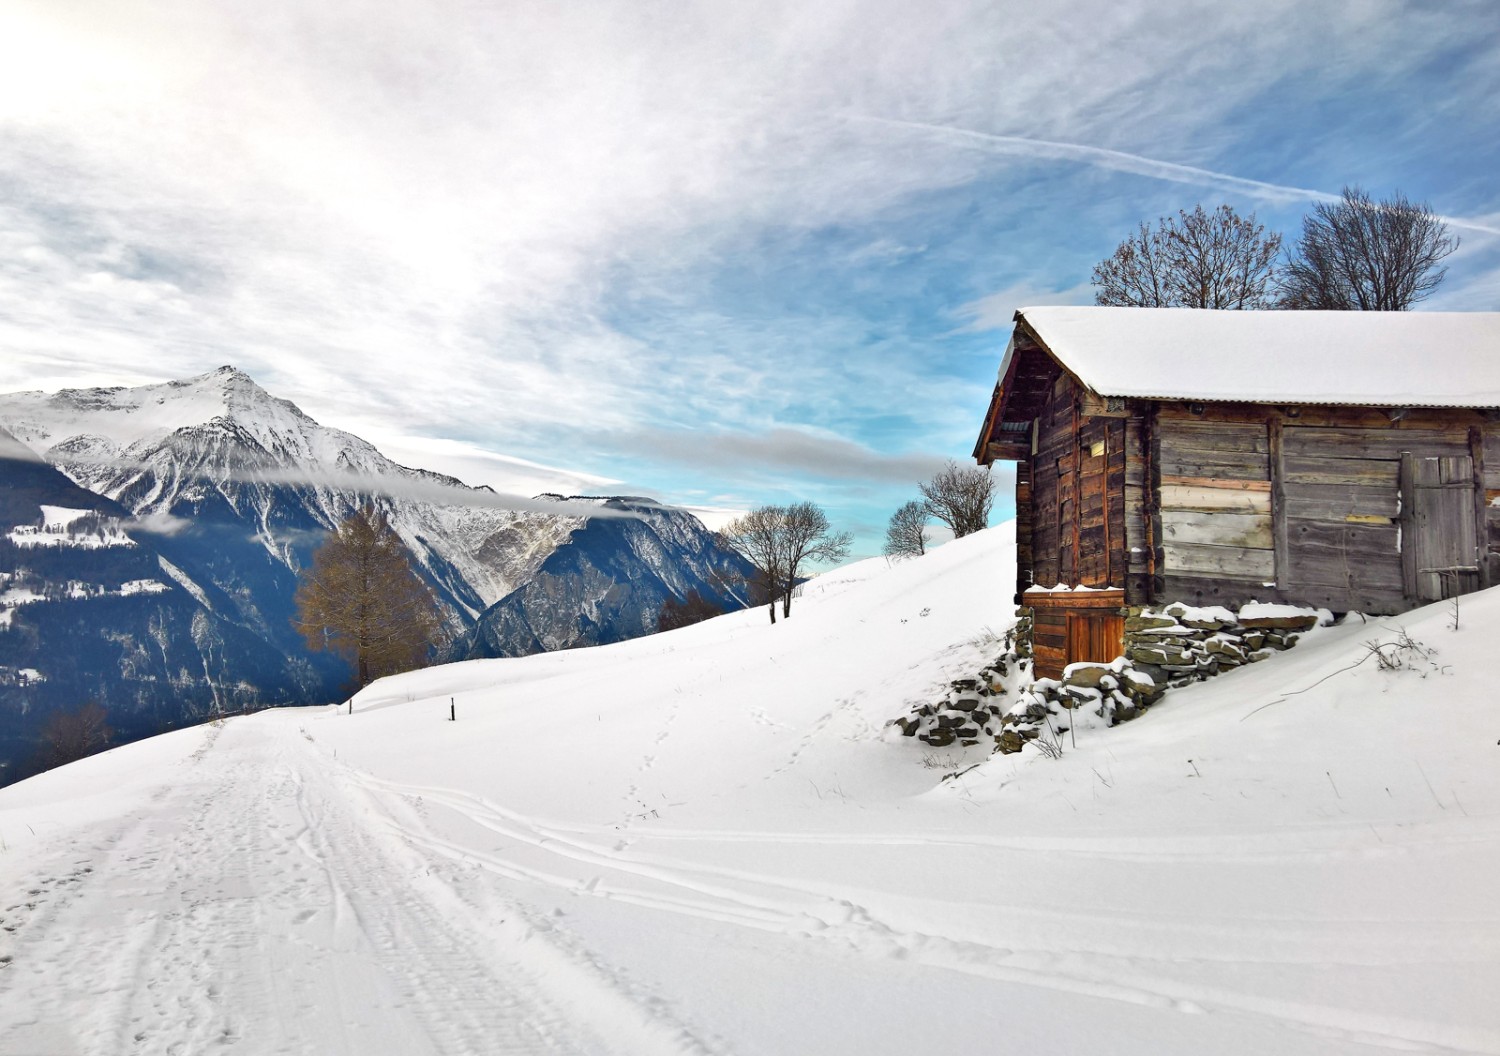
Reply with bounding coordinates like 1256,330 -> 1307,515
1026,373 -> 1137,597
1156,418 -> 1275,597
1152,405 -> 1497,613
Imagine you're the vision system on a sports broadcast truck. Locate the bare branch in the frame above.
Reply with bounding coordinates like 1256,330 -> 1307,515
1280,186 -> 1458,310
1093,204 -> 1281,309
919,461 -> 994,539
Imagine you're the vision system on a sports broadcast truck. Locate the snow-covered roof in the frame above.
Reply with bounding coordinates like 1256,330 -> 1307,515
1011,307 -> 1500,407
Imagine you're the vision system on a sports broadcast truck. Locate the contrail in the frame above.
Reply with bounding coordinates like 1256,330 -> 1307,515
848,114 -> 1500,238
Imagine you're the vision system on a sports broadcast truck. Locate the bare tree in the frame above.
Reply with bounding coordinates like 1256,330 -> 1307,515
718,506 -> 788,624
777,502 -> 851,619
36,701 -> 112,771
1279,186 -> 1458,310
919,461 -> 995,539
1093,204 -> 1282,309
292,505 -> 445,688
717,503 -> 850,622
883,500 -> 929,559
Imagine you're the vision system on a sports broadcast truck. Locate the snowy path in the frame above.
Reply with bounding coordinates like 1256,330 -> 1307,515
0,719 -> 710,1056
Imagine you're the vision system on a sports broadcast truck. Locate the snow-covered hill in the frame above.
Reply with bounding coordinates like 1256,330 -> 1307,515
1,522 -> 1494,1054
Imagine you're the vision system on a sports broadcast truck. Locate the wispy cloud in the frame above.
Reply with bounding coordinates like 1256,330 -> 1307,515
624,426 -> 949,486
0,0 -> 1496,553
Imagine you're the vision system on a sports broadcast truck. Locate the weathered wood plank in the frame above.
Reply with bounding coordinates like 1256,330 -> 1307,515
1159,455 -> 1269,481
1159,420 -> 1269,451
1161,485 -> 1272,515
1158,571 -> 1408,614
1284,554 -> 1405,593
1161,476 -> 1271,492
1162,510 -> 1273,549
1288,520 -> 1401,560
1282,483 -> 1398,520
1162,541 -> 1275,580
1284,426 -> 1467,461
1282,454 -> 1399,487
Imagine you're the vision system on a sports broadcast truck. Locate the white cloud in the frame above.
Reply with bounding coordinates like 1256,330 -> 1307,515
0,0 -> 1495,487
956,280 -> 1095,334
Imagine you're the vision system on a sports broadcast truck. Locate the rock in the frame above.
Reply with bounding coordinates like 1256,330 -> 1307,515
1131,661 -> 1169,685
1113,702 -> 1139,723
971,709 -> 991,724
922,729 -> 955,747
1125,614 -> 1178,631
1240,631 -> 1266,650
950,697 -> 978,712
1063,686 -> 1100,707
996,729 -> 1025,754
937,714 -> 964,728
1203,636 -> 1247,663
956,726 -> 979,739
1061,663 -> 1112,689
1128,643 -> 1198,667
1238,613 -> 1318,631
950,678 -> 979,692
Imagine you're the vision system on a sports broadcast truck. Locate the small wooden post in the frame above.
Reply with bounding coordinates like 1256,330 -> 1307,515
450,698 -> 455,722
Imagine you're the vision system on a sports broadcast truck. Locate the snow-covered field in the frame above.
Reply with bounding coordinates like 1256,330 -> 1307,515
1,523 -> 1496,1055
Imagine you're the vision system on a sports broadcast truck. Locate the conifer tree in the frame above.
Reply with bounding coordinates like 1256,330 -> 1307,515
293,506 -> 444,688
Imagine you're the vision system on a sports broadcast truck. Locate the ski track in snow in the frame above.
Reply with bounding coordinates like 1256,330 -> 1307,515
0,721 -> 716,1056
349,768 -> 1500,1055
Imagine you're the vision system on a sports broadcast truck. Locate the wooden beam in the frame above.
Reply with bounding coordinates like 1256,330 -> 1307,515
982,439 -> 1031,463
1400,451 -> 1417,600
1269,415 -> 1288,594
1471,426 -> 1490,589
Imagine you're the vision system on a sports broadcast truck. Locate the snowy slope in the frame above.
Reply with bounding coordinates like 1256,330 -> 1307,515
1,523 -> 1496,1055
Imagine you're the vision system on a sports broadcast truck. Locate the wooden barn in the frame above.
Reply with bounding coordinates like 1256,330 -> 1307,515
973,307 -> 1500,679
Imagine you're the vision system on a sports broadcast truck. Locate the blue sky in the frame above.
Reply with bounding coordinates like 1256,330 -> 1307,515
1,0 -> 1498,559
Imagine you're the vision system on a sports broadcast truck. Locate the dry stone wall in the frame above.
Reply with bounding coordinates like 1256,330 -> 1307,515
889,601 -> 1331,759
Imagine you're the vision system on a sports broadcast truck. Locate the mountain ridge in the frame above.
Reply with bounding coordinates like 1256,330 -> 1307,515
0,367 -> 749,783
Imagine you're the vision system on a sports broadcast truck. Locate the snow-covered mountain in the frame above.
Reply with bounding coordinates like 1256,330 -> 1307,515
0,366 -> 578,622
0,368 -> 750,782
1,524 -> 1493,1054
461,496 -> 753,659
0,424 -> 312,784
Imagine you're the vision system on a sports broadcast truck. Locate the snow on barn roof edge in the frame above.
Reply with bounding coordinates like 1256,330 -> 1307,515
1006,307 -> 1500,408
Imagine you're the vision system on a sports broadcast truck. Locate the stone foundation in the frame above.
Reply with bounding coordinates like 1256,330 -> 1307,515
889,601 -> 1331,759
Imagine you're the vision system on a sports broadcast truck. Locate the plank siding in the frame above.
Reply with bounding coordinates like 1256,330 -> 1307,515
1156,419 -> 1274,591
1123,416 -> 1150,606
1014,460 -> 1033,601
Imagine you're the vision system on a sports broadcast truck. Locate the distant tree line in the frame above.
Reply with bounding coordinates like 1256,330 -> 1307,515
1092,186 -> 1458,312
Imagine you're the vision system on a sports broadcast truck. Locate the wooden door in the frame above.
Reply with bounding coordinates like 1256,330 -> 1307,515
1067,612 -> 1124,666
1401,453 -> 1479,602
